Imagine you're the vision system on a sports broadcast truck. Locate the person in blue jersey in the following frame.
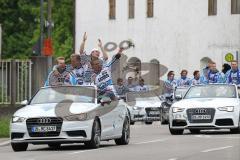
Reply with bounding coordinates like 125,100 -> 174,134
91,48 -> 123,101
207,62 -> 223,84
226,60 -> 240,86
134,78 -> 149,92
45,57 -> 72,86
68,54 -> 90,85
191,70 -> 201,85
177,69 -> 191,86
221,63 -> 231,83
163,71 -> 177,97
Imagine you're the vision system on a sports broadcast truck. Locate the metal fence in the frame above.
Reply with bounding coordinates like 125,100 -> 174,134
0,60 -> 32,104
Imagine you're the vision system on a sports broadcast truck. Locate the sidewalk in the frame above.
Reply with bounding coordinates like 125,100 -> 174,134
0,138 -> 10,146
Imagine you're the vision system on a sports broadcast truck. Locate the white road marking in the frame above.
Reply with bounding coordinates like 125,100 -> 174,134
68,139 -> 168,154
134,139 -> 168,145
201,146 -> 233,153
69,148 -> 104,155
168,158 -> 177,160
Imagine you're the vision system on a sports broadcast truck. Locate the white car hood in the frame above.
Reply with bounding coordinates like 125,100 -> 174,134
14,103 -> 97,118
128,100 -> 162,108
173,98 -> 239,108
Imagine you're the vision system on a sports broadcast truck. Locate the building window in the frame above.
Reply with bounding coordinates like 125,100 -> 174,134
109,0 -> 116,19
129,0 -> 135,19
147,0 -> 154,18
208,0 -> 217,16
231,0 -> 240,14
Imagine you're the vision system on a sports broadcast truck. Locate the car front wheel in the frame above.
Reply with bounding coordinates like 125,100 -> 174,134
11,143 -> 28,152
115,117 -> 130,145
85,119 -> 101,149
169,124 -> 184,135
230,119 -> 240,134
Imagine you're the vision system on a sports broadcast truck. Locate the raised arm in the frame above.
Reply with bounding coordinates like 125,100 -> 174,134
98,39 -> 108,61
79,32 -> 87,54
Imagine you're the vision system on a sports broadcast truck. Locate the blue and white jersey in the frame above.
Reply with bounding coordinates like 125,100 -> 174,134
177,77 -> 191,87
191,78 -> 201,85
134,85 -> 149,92
44,70 -> 72,87
70,66 -> 86,85
207,71 -> 223,84
226,69 -> 240,85
163,79 -> 177,97
95,67 -> 113,92
94,54 -> 121,93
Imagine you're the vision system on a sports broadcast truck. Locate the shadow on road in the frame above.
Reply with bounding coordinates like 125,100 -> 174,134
29,143 -> 116,151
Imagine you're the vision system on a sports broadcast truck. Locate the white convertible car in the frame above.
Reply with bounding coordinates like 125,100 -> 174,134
10,86 -> 130,152
126,91 -> 162,125
169,84 -> 240,135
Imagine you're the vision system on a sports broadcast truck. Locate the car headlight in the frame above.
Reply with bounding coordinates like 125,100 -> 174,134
172,107 -> 185,113
64,113 -> 88,121
12,116 -> 26,123
133,106 -> 143,110
217,106 -> 234,112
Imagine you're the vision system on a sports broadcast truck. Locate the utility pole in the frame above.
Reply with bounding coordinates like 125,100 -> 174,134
40,0 -> 44,56
47,0 -> 53,72
0,24 -> 2,59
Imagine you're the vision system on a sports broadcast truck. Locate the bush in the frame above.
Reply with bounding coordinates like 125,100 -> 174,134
0,116 -> 10,138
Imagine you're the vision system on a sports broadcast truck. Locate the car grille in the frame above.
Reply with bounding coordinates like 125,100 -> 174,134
26,117 -> 63,137
145,107 -> 160,117
187,108 -> 215,123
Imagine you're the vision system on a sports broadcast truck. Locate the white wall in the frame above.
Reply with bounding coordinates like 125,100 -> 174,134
75,0 -> 240,79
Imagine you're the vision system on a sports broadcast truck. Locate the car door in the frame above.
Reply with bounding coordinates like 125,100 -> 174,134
99,101 -> 118,139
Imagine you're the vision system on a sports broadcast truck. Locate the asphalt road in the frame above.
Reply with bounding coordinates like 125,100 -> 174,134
0,122 -> 240,160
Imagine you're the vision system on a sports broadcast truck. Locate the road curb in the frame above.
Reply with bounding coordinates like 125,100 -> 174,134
0,140 -> 10,147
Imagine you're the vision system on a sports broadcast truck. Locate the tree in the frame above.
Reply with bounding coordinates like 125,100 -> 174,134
0,0 -> 74,59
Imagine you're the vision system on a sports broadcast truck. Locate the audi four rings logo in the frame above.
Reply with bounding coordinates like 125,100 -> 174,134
37,118 -> 51,123
195,109 -> 207,114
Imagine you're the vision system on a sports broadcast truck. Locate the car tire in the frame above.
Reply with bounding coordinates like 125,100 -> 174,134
230,119 -> 240,134
115,117 -> 130,145
84,119 -> 101,149
130,121 -> 135,125
145,121 -> 153,125
11,143 -> 28,152
189,129 -> 201,134
169,124 -> 184,135
48,143 -> 61,149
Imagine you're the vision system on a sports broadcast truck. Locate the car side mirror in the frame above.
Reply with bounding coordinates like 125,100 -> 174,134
21,100 -> 28,105
100,97 -> 112,106
175,94 -> 182,100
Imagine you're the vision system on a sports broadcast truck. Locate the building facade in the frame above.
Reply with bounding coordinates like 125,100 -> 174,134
75,0 -> 240,81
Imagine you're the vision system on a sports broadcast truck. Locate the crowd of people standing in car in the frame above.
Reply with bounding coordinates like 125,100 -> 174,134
163,60 -> 240,96
44,32 -> 240,99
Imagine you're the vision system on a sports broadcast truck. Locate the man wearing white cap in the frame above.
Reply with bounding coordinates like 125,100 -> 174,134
79,32 -> 108,65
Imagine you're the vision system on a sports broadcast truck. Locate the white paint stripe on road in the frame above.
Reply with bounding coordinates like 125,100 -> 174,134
0,140 -> 10,146
69,148 -> 104,155
134,139 -> 168,145
168,158 -> 177,160
201,146 -> 233,153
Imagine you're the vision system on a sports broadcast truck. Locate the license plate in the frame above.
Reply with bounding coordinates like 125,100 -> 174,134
149,111 -> 160,115
32,126 -> 57,132
191,115 -> 211,120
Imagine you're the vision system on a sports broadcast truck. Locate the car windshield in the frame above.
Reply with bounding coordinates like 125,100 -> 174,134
174,87 -> 189,98
184,85 -> 236,99
126,91 -> 159,102
30,86 -> 96,104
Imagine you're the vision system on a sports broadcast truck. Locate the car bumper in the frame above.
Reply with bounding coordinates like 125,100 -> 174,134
10,119 -> 94,144
130,110 -> 160,122
169,110 -> 239,130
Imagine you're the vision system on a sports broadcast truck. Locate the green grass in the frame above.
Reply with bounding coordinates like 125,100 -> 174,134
0,116 -> 10,138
